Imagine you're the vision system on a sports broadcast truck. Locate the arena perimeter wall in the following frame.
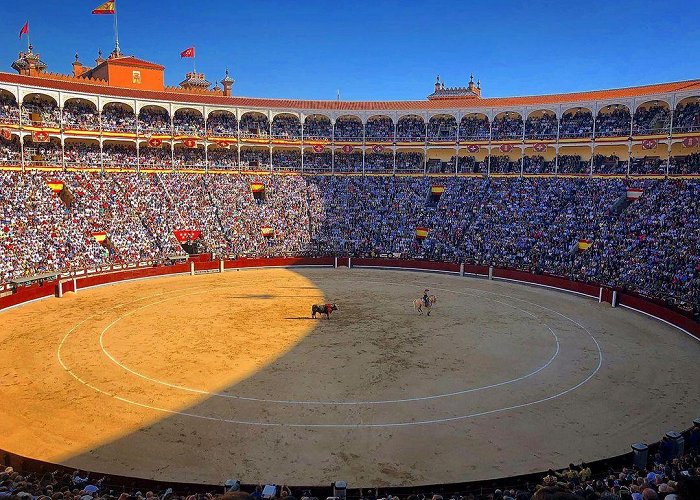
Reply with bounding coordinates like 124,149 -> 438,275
0,256 -> 698,491
1,256 -> 697,340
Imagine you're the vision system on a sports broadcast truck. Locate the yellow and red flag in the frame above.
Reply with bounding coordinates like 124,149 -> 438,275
46,180 -> 63,194
261,226 -> 274,238
250,183 -> 265,193
577,239 -> 592,251
92,231 -> 108,243
415,227 -> 429,239
430,185 -> 445,195
92,1 -> 115,14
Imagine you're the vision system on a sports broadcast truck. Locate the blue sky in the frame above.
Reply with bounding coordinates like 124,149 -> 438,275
1,0 -> 699,101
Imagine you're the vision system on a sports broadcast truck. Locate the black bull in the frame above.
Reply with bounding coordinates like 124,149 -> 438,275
312,303 -> 338,319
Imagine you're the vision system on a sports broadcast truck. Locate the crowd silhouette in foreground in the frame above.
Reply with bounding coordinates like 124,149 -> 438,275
0,433 -> 698,500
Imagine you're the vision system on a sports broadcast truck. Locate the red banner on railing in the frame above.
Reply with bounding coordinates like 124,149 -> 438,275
173,230 -> 201,242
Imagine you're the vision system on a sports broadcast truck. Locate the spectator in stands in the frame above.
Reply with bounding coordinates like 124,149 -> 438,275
427,116 -> 457,141
271,116 -> 301,139
559,110 -> 593,138
673,101 -> 700,133
595,107 -> 631,137
101,105 -> 137,133
173,111 -> 205,136
334,118 -> 363,141
138,107 -> 171,134
525,114 -> 557,140
366,117 -> 394,141
63,101 -> 99,130
239,114 -> 270,138
303,116 -> 332,140
207,113 -> 238,137
491,114 -> 523,140
0,92 -> 20,125
459,116 -> 489,140
396,117 -> 425,141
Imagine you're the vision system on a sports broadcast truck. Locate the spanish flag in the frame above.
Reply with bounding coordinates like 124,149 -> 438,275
415,227 -> 429,239
92,1 -> 115,14
578,239 -> 592,251
92,231 -> 108,243
46,180 -> 64,194
261,226 -> 274,238
250,183 -> 265,193
431,186 -> 445,195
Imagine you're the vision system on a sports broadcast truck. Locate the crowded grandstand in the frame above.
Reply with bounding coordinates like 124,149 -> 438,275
1,42 -> 699,316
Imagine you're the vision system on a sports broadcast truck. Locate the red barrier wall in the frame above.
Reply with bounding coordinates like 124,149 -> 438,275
464,264 -> 490,276
73,264 -> 191,290
618,292 -> 700,339
188,253 -> 212,263
0,280 -> 58,310
492,268 -> 602,297
224,256 -> 335,269
194,260 -> 220,272
352,258 -> 461,273
1,259 -> 697,342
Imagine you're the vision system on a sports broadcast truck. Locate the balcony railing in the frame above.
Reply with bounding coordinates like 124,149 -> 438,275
206,127 -> 238,137
558,129 -> 593,139
459,130 -> 490,141
334,135 -> 364,142
594,128 -> 630,138
138,123 -> 172,135
525,131 -> 558,140
173,125 -> 205,137
303,133 -> 332,141
0,110 -> 20,126
239,130 -> 269,139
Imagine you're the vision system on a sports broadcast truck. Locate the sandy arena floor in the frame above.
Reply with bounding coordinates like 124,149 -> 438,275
0,267 -> 698,487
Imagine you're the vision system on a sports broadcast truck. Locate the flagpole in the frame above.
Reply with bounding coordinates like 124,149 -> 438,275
113,0 -> 120,55
193,46 -> 196,74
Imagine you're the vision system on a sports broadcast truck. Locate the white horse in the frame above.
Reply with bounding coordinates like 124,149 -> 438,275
413,295 -> 437,315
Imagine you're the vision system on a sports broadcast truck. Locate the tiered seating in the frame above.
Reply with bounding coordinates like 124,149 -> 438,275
1,172 -> 698,310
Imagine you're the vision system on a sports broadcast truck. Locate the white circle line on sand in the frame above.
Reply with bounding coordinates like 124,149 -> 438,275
58,272 -> 604,427
97,280 -> 563,405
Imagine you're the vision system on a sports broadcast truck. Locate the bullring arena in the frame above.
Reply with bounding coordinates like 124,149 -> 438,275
2,4 -> 700,497
1,262 -> 699,486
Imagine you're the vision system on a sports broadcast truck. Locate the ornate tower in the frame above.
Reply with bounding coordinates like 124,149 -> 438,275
11,45 -> 47,76
221,68 -> 234,96
180,72 -> 211,91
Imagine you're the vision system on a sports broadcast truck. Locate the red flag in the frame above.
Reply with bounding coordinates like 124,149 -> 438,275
180,47 -> 195,58
19,21 -> 28,39
92,1 -> 116,14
